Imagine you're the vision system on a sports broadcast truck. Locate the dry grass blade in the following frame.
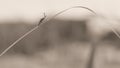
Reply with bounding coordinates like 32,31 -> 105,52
0,6 -> 120,57
0,26 -> 39,57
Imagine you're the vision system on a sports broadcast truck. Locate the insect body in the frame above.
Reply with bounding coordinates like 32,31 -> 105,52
38,13 -> 46,26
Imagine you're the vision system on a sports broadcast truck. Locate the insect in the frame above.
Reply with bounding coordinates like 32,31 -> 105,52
38,13 -> 47,26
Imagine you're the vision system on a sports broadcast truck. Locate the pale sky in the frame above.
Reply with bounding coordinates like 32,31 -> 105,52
0,0 -> 120,23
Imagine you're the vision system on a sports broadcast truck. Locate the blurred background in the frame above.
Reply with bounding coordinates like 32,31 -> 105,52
0,0 -> 120,68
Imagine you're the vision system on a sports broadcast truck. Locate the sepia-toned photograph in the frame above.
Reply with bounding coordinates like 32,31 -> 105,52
0,0 -> 120,68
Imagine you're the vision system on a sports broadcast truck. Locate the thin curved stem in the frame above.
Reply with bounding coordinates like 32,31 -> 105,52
0,6 -> 120,57
0,26 -> 39,57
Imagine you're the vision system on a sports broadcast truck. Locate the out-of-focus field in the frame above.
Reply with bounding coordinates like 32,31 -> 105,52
0,42 -> 120,68
0,18 -> 120,68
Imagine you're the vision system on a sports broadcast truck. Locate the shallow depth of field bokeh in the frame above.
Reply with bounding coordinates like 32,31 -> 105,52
0,14 -> 120,68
